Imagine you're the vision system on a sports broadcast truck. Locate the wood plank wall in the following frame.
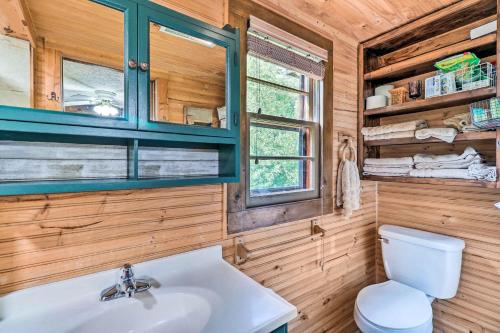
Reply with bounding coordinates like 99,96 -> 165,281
377,182 -> 500,332
0,2 -> 376,333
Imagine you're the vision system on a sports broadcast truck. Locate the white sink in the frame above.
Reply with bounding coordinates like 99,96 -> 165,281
69,290 -> 212,333
0,246 -> 296,333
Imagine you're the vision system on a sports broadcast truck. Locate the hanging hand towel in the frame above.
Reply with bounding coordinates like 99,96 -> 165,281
336,138 -> 361,217
415,128 -> 458,143
361,120 -> 427,137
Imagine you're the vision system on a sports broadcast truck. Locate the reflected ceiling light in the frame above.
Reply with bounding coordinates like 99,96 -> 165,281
93,90 -> 119,117
94,103 -> 119,117
159,26 -> 215,48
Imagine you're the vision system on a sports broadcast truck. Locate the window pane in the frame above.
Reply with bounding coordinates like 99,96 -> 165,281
250,159 -> 313,196
247,80 -> 308,119
250,124 -> 307,157
247,55 -> 307,91
149,22 -> 227,128
0,0 -> 126,118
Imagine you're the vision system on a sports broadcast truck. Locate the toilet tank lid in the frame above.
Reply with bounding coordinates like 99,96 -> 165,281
379,225 -> 465,251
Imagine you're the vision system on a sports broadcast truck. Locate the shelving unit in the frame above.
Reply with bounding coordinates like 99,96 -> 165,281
358,0 -> 500,189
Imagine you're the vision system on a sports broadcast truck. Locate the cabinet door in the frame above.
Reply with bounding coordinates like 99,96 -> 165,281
0,0 -> 138,129
137,3 -> 239,138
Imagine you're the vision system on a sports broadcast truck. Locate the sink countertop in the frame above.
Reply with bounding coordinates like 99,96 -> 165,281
0,245 -> 297,333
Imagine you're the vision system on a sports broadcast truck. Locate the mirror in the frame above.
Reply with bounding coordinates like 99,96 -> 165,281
0,0 -> 125,118
149,22 -> 227,128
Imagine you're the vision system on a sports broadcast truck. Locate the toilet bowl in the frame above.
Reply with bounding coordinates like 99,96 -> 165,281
354,225 -> 465,333
354,280 -> 433,333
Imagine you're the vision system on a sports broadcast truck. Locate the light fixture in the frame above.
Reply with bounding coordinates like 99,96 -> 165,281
159,26 -> 215,48
93,90 -> 119,117
94,102 -> 119,117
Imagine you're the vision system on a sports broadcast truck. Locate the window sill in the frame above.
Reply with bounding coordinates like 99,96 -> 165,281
227,196 -> 333,234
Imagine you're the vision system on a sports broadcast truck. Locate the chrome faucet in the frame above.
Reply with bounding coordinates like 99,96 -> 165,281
100,264 -> 151,301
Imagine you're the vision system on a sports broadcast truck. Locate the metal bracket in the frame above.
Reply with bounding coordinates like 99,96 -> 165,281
311,219 -> 326,236
235,237 -> 249,265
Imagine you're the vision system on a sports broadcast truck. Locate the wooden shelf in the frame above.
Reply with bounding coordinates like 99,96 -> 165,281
364,131 -> 497,146
364,33 -> 496,81
363,175 -> 497,188
364,87 -> 496,117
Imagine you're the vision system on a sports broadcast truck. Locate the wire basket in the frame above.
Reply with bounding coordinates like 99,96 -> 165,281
470,97 -> 500,129
425,62 -> 496,99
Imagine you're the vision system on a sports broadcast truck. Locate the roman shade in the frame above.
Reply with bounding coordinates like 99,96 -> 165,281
247,16 -> 328,80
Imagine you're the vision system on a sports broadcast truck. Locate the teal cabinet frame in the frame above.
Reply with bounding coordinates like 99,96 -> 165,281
0,0 -> 240,196
270,324 -> 288,333
137,1 -> 240,138
0,0 -> 139,130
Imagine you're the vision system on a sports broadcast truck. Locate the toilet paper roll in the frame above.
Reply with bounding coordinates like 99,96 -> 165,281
375,85 -> 395,106
366,95 -> 387,110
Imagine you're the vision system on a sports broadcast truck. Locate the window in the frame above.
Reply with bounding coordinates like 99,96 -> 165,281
246,55 -> 322,206
227,9 -> 333,234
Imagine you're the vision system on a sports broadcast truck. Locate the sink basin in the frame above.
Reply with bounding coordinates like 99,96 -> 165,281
70,290 -> 212,333
0,246 -> 296,333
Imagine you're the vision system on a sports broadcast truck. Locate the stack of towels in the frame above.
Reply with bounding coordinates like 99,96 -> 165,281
362,120 -> 461,143
363,147 -> 496,181
363,156 -> 414,177
410,147 -> 497,181
361,120 -> 427,141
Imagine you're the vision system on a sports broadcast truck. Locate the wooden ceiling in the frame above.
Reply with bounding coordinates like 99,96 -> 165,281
252,0 -> 461,42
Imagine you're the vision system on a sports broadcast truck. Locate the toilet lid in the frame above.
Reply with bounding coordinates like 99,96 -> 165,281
356,280 -> 432,329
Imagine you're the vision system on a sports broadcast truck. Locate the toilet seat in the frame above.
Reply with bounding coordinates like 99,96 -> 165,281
354,280 -> 433,333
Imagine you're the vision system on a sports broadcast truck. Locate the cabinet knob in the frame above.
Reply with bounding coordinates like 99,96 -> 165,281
139,62 -> 149,71
128,59 -> 137,69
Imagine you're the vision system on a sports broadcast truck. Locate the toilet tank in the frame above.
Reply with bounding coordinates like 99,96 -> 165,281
379,225 -> 465,299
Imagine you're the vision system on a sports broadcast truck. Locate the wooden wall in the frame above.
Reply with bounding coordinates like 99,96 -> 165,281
377,182 -> 500,332
0,1 -> 378,333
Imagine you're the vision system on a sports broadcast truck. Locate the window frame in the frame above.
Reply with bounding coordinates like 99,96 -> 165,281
226,2 -> 334,234
246,112 -> 321,207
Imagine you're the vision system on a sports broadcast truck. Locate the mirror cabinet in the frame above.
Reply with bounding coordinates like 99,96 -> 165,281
0,0 -> 240,195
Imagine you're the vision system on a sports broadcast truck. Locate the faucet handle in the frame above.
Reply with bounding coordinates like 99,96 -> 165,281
120,263 -> 134,280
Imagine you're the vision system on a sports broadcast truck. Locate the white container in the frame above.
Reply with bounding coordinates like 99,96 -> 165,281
375,85 -> 394,105
470,20 -> 497,39
379,225 -> 465,299
366,95 -> 387,109
425,76 -> 441,99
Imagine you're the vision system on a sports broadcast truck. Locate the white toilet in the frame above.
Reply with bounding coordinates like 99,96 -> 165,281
354,225 -> 465,333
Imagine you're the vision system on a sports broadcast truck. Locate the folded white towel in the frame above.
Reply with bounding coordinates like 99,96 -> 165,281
409,168 -> 473,179
415,128 -> 458,143
364,157 -> 414,167
361,120 -> 427,137
363,166 -> 413,174
364,130 -> 415,141
415,154 -> 482,169
468,164 -> 497,182
413,147 -> 478,163
363,171 -> 410,177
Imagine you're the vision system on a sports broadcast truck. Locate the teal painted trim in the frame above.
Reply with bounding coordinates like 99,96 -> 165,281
0,120 -> 236,145
136,4 -> 240,139
0,176 -> 238,196
270,324 -> 288,333
0,0 -> 139,130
